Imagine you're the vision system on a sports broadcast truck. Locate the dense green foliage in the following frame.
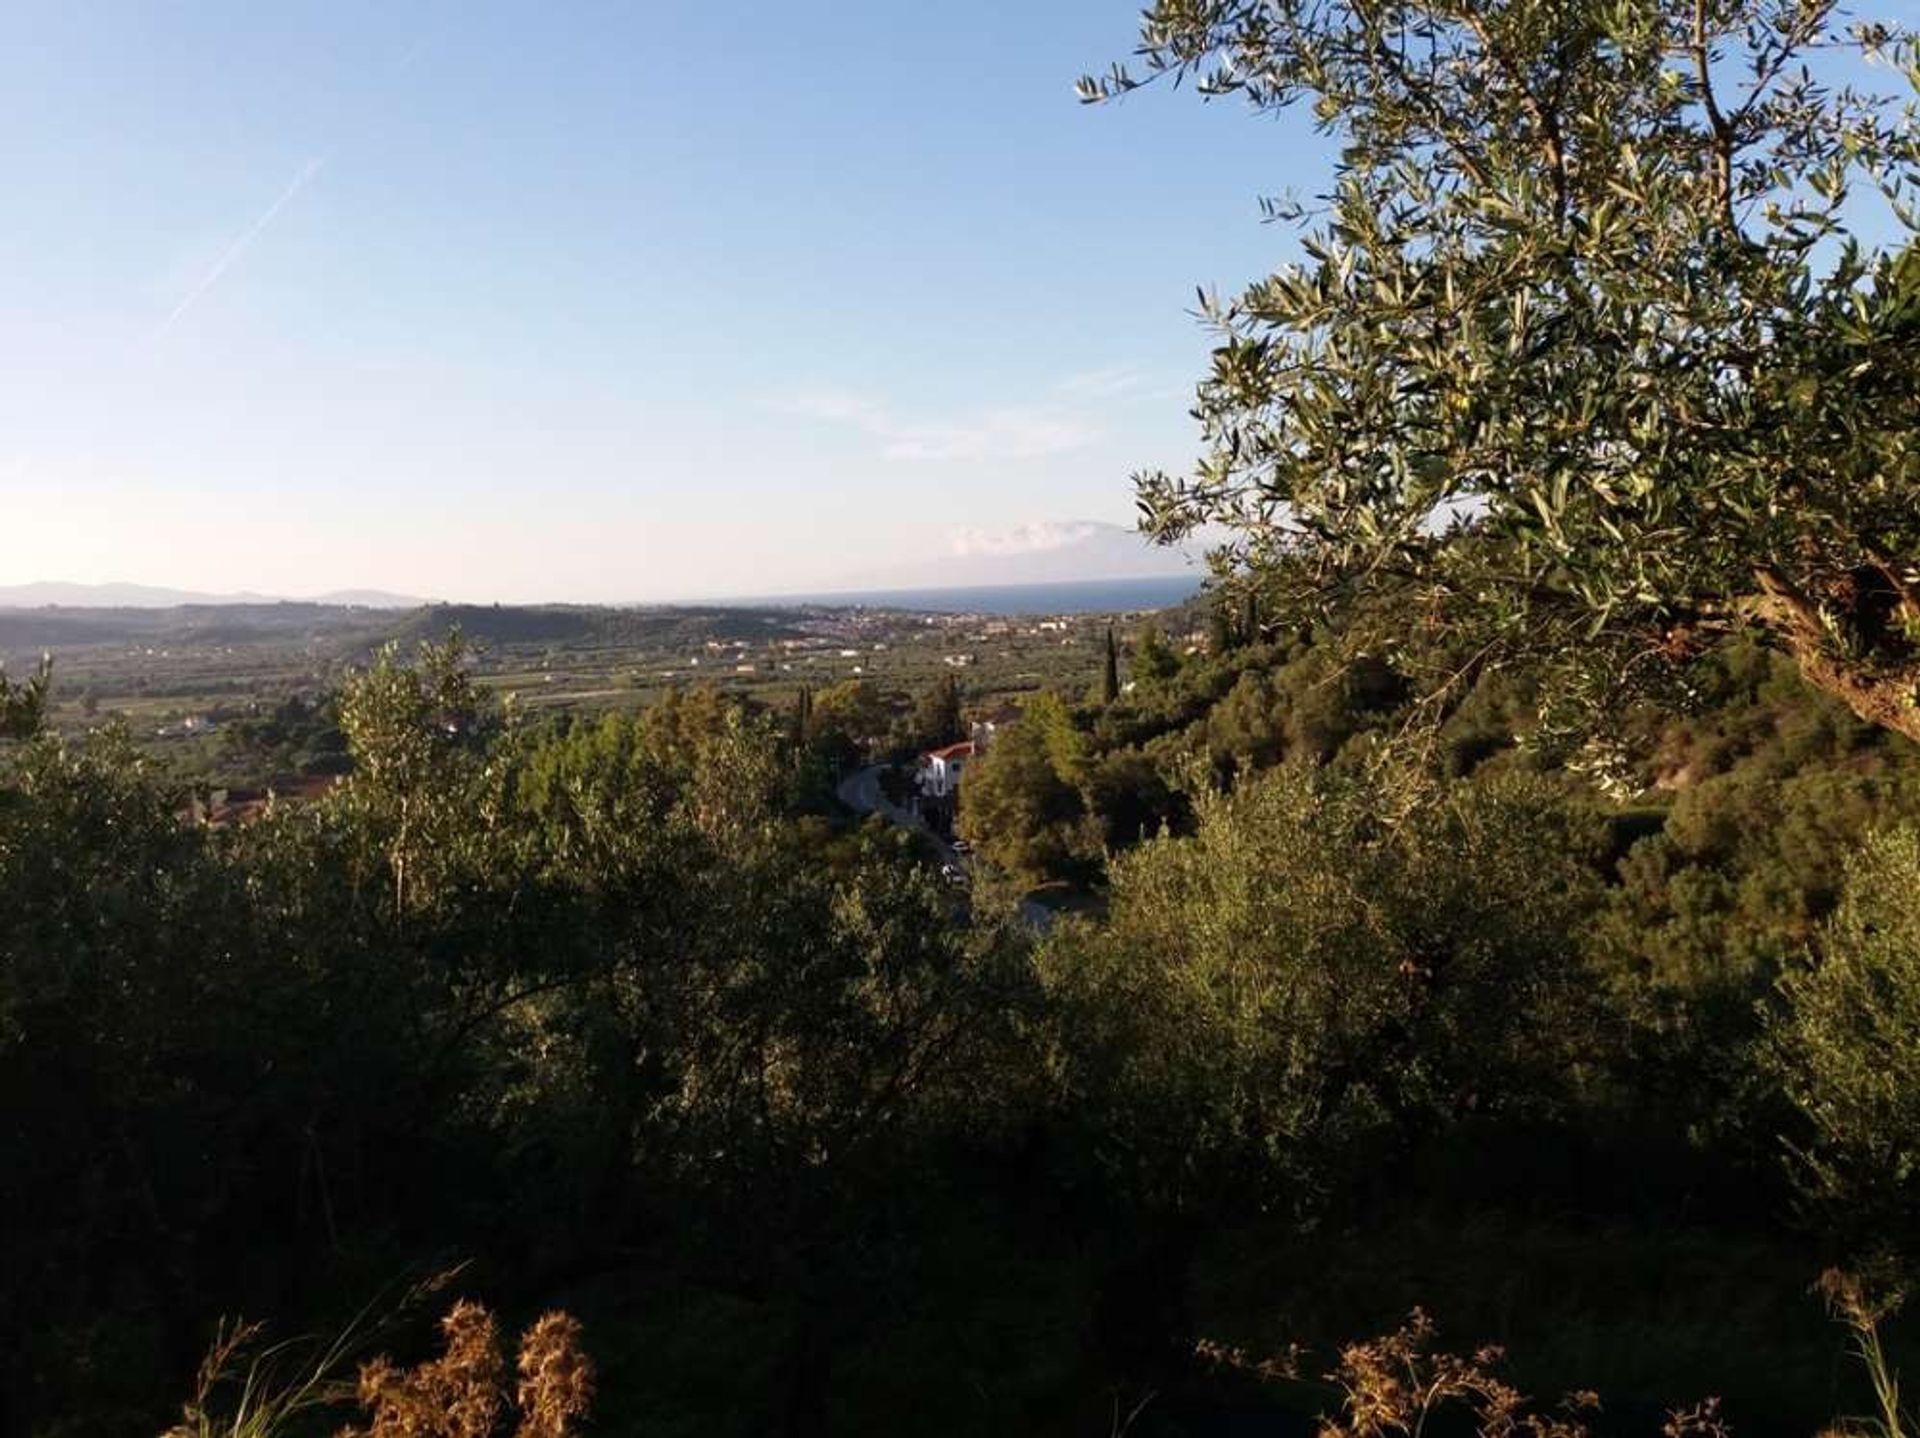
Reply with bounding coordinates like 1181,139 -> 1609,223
958,693 -> 1098,884
12,612 -> 1920,1433
1041,768 -> 1599,1214
1086,1 -> 1920,741
0,656 -> 50,740
1773,827 -> 1920,1251
0,648 -> 1037,1436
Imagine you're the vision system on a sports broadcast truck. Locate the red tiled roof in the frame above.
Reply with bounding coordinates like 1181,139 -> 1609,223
926,741 -> 976,761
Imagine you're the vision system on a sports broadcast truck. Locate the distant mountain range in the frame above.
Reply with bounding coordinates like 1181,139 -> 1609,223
0,583 -> 425,610
4,522 -> 1200,611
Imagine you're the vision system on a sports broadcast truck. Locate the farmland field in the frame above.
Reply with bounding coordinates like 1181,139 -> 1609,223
1,597 -> 1196,789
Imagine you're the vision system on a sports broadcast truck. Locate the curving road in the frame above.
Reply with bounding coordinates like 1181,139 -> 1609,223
835,763 -> 927,834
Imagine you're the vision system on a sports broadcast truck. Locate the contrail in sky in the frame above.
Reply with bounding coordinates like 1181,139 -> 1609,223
156,154 -> 325,337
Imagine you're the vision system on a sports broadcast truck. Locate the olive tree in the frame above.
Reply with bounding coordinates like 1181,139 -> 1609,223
335,633 -> 494,914
1038,766 -> 1600,1213
1085,2 -> 1920,739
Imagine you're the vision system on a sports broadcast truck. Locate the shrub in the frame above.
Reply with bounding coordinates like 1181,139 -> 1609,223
1771,828 -> 1920,1250
165,1298 -> 593,1438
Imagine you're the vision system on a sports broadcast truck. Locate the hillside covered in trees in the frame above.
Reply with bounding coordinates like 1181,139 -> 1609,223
6,1 -> 1920,1435
8,587 -> 1920,1436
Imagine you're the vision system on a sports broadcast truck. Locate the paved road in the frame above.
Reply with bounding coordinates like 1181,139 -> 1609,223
835,764 -> 1053,932
835,763 -> 927,833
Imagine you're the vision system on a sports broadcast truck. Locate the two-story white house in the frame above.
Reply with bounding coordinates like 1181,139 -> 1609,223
918,740 -> 976,801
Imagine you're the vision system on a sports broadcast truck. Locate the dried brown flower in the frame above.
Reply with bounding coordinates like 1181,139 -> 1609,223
513,1311 -> 594,1438
339,1300 -> 591,1438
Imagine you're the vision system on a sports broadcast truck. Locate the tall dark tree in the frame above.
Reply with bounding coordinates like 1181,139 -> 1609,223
1103,625 -> 1121,704
1207,604 -> 1234,658
913,673 -> 965,749
1132,623 -> 1180,689
791,684 -> 814,751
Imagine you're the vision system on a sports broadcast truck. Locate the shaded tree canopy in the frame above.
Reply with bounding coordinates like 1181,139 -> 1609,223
1040,764 -> 1599,1214
911,673 -> 966,750
1132,622 -> 1181,689
958,694 -> 1095,885
0,656 -> 50,741
1086,2 -> 1920,739
1772,825 -> 1920,1250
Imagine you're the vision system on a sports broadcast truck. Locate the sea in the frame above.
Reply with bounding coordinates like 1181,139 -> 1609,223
732,575 -> 1203,616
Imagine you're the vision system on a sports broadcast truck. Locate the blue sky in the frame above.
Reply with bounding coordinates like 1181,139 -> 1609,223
1,1 -> 1327,601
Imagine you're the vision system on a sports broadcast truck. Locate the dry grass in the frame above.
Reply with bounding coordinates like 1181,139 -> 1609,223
164,1292 -> 591,1438
1312,1309 -> 1600,1438
163,1274 -> 1909,1437
162,1314 -> 369,1438
1200,1308 -> 1727,1438
1818,1270 -> 1913,1438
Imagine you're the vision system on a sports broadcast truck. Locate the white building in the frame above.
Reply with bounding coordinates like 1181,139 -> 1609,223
918,740 -> 976,800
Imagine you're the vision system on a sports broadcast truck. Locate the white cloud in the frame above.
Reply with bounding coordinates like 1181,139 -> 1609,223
948,519 -> 1115,557
773,389 -> 889,426
880,408 -> 1097,461
1057,366 -> 1149,399
773,363 -> 1202,463
772,387 -> 1099,462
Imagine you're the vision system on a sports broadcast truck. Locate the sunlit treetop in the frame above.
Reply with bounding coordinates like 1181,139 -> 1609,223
1085,1 -> 1920,744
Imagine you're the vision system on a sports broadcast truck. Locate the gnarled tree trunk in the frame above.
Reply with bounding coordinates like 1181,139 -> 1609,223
1750,567 -> 1920,745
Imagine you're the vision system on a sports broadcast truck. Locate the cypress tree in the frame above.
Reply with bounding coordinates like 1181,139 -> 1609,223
1102,625 -> 1120,704
791,685 -> 813,749
913,674 -> 964,748
1208,603 -> 1234,656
